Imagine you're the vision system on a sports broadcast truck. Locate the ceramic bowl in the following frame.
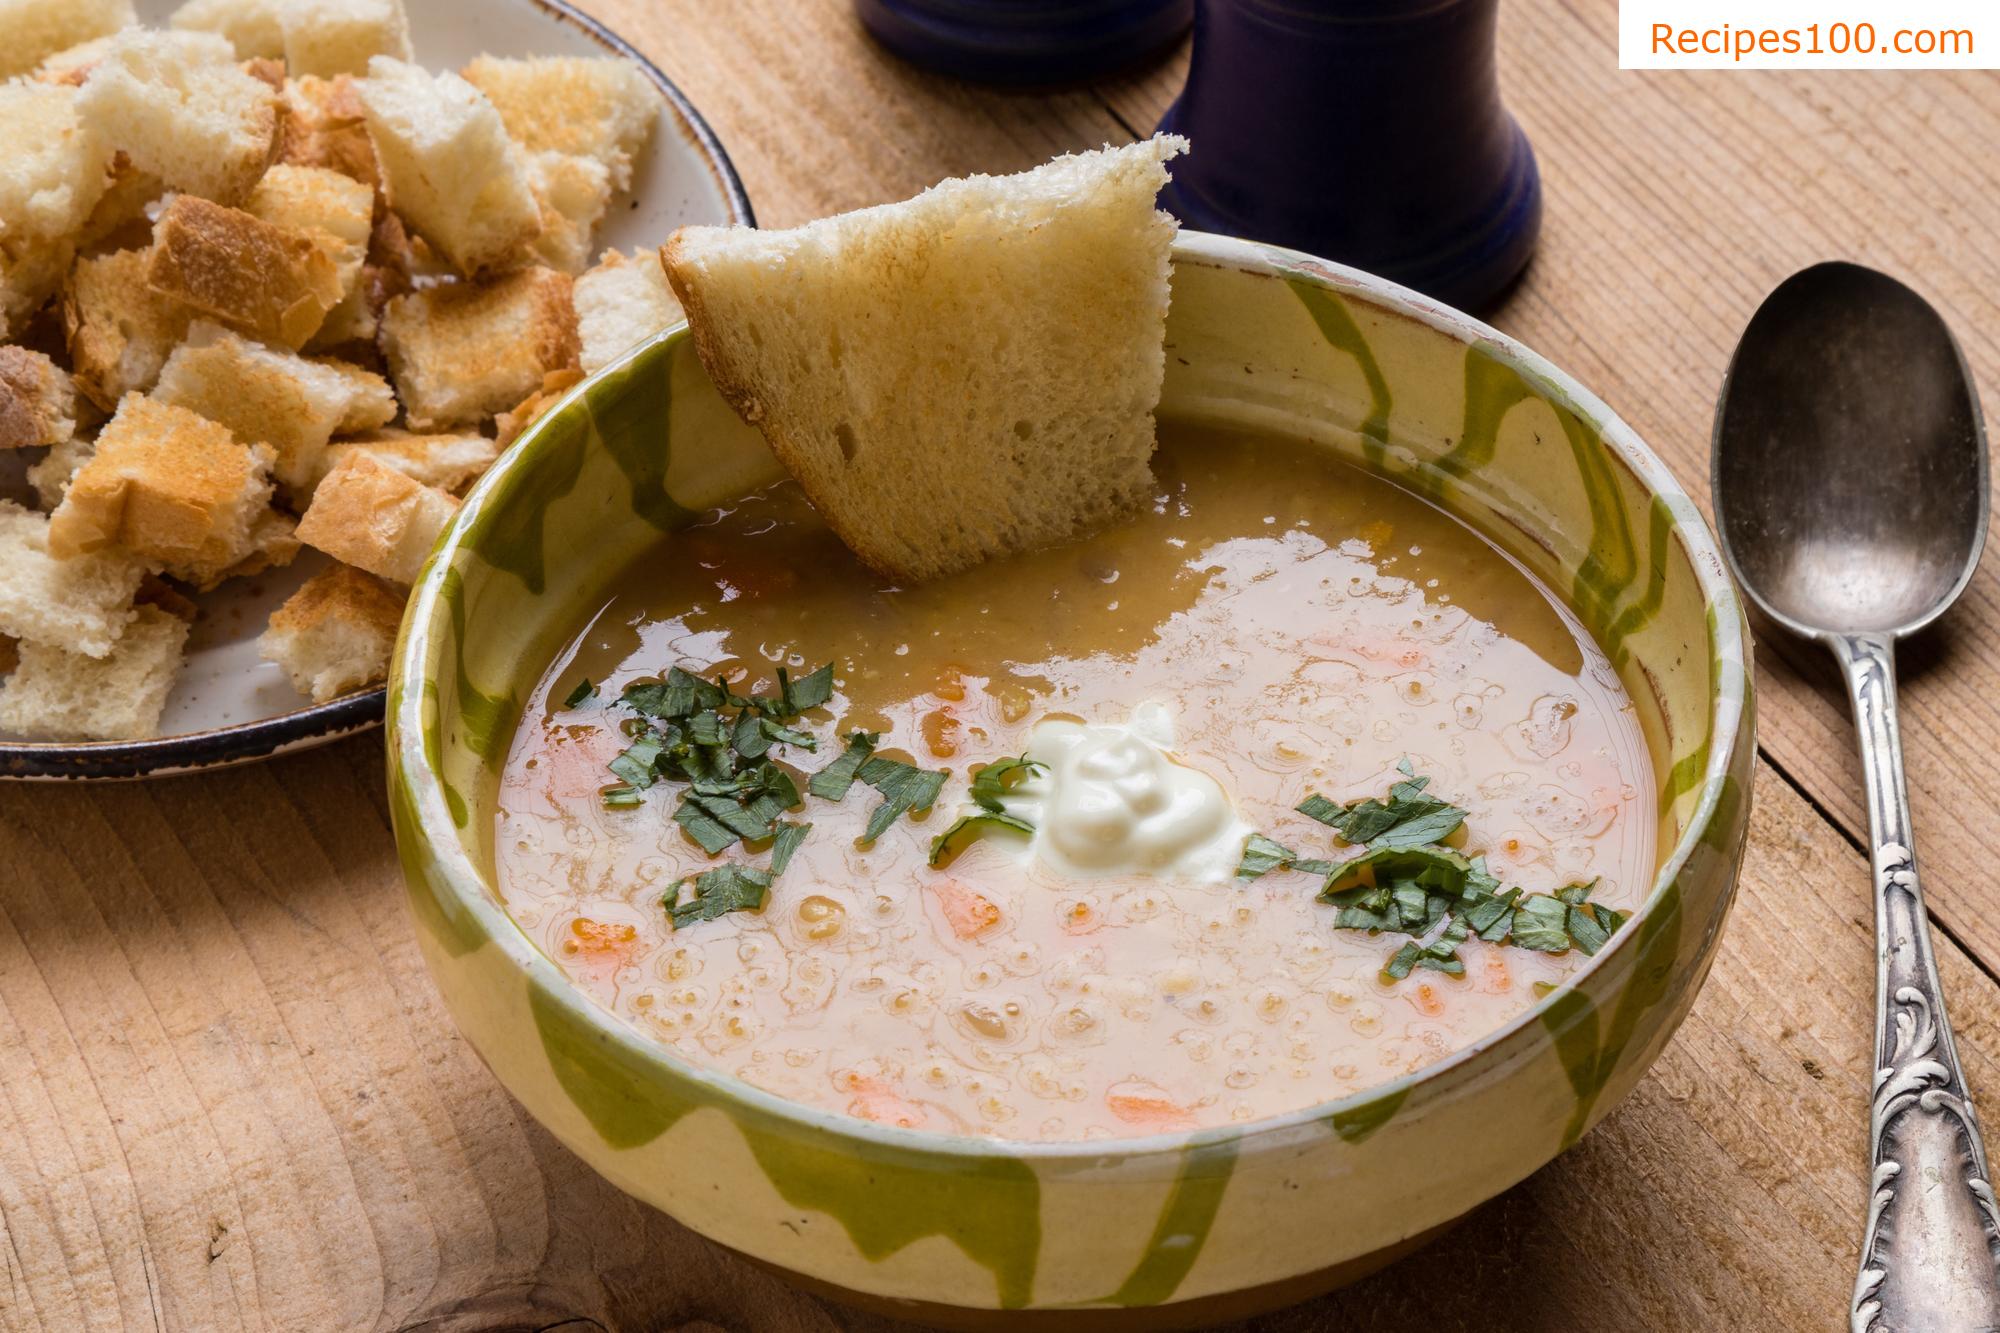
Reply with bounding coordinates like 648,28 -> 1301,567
387,231 -> 1754,1327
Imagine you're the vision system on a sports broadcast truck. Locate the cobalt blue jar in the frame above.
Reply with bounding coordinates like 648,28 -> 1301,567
1158,0 -> 1542,311
854,0 -> 1194,85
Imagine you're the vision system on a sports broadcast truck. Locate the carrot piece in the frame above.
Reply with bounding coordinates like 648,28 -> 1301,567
929,878 -> 1002,939
1106,1083 -> 1196,1130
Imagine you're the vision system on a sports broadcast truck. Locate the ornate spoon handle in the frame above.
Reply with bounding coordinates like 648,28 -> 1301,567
1837,632 -> 2000,1333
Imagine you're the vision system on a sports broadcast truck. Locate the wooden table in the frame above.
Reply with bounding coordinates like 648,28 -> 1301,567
8,3 -> 2000,1328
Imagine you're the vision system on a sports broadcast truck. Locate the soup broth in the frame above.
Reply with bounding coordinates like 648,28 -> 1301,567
495,425 -> 1656,1141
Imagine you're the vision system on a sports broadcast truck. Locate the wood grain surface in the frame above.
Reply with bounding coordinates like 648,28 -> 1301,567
6,2 -> 2000,1329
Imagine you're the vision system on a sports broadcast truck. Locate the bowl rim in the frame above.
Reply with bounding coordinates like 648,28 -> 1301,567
389,229 -> 1751,1163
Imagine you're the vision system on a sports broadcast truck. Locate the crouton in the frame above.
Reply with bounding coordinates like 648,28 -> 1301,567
378,266 -> 577,430
169,0 -> 285,59
0,347 -> 76,450
0,500 -> 145,658
64,247 -> 193,409
662,136 -> 1185,582
526,151 -> 611,275
353,56 -> 541,275
281,0 -> 409,79
27,433 -> 92,511
147,196 -> 343,349
245,164 -> 374,340
259,562 -> 403,701
49,393 -> 275,583
316,430 -> 497,496
275,74 -> 377,187
0,0 -> 134,81
1,234 -> 73,338
32,36 -> 123,85
153,322 -> 385,492
460,55 -> 657,192
75,153 -> 162,251
313,357 -> 396,433
495,368 -> 582,448
74,29 -> 278,205
0,82 -> 110,244
0,604 -> 189,740
575,248 -> 682,374
181,505 -> 296,589
295,448 -> 455,583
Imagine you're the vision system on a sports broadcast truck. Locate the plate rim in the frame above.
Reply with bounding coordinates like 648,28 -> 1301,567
0,0 -> 755,782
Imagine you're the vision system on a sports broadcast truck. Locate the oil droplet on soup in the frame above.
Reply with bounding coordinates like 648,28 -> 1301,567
495,426 -> 1656,1141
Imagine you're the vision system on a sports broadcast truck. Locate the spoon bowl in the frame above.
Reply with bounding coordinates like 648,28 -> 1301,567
1713,261 -> 1987,638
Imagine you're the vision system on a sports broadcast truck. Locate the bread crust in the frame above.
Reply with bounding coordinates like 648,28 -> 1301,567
147,196 -> 343,349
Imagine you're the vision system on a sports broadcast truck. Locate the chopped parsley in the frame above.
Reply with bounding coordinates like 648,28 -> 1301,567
1296,758 -> 1467,850
665,864 -> 771,928
855,754 -> 948,843
807,730 -> 878,800
769,820 -> 811,875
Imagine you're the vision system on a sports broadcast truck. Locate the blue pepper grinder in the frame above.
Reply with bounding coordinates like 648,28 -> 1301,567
1158,0 -> 1541,312
855,0 -> 1193,86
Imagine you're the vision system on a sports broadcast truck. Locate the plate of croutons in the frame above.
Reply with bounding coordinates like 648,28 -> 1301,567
0,0 -> 751,779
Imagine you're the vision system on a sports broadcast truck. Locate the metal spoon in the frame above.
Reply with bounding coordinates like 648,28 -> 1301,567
1714,261 -> 1999,1331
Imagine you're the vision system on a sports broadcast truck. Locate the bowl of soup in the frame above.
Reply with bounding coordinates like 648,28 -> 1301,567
386,231 -> 1753,1327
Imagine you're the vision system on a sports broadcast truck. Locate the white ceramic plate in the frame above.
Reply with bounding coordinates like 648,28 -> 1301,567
1,0 -> 751,781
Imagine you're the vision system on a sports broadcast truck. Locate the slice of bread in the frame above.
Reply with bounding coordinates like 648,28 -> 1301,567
295,449 -> 455,583
147,196 -> 344,349
169,0 -> 285,59
276,74 -> 378,188
0,499 -> 145,658
460,55 -> 657,193
526,151 -> 612,275
281,0 -> 410,79
153,322 -> 379,492
0,603 -> 189,740
0,82 -> 110,245
64,246 -> 194,409
0,0 -> 134,81
0,346 -> 77,450
259,561 -> 403,701
315,430 -> 497,496
575,248 -> 682,373
378,265 -> 577,430
74,29 -> 279,206
662,135 -> 1186,582
27,432 -> 94,510
49,392 -> 275,582
353,56 -> 540,276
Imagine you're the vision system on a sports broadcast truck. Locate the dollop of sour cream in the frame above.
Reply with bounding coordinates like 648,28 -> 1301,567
1000,702 -> 1250,882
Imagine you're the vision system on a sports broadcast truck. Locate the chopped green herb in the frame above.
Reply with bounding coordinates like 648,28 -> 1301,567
562,678 -> 596,708
929,811 -> 1035,867
769,820 -> 811,875
1510,894 -> 1573,953
808,730 -> 878,800
773,662 -> 835,715
606,732 -> 665,791
855,754 -> 948,844
1297,764 -> 1467,849
600,784 -> 643,808
967,755 -> 1043,814
673,796 -> 740,855
1236,832 -> 1336,880
665,864 -> 771,928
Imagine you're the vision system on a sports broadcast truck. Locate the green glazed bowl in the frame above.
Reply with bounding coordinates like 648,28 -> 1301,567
387,232 -> 1754,1328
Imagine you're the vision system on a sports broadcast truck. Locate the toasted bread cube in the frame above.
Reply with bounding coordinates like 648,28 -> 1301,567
314,357 -> 397,433
0,0 -> 134,81
353,56 -> 540,276
0,500 -> 145,658
75,30 -> 278,205
0,604 -> 188,740
575,248 -> 683,374
32,36 -> 123,85
64,247 -> 193,409
281,0 -> 409,78
181,505 -> 297,589
495,369 -> 582,448
526,151 -> 611,276
153,322 -> 386,492
1,233 -> 72,336
0,347 -> 76,450
147,196 -> 343,349
295,449 -> 455,583
379,266 -> 577,430
27,433 -> 93,511
259,562 -> 402,700
461,55 -> 657,193
275,74 -> 378,188
0,83 -> 110,245
50,394 -> 275,583
245,164 -> 374,342
170,0 -> 285,59
316,430 -> 497,497
75,153 -> 163,251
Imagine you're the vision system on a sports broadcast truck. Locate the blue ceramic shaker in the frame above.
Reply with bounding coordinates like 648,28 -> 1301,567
855,0 -> 1193,86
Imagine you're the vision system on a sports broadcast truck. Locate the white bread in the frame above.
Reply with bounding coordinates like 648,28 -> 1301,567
0,603 -> 188,740
662,136 -> 1186,582
147,195 -> 344,349
378,266 -> 578,430
64,246 -> 194,409
259,561 -> 403,701
0,82 -> 110,245
315,430 -> 497,496
74,29 -> 279,205
33,36 -> 124,85
244,164 -> 375,345
75,152 -> 162,250
295,449 -> 455,583
276,74 -> 377,187
153,322 -> 385,492
575,247 -> 682,373
281,0 -> 409,79
0,346 -> 77,450
0,500 -> 145,658
27,433 -> 94,510
353,56 -> 540,276
187,504 -> 296,588
315,357 -> 397,433
0,0 -> 134,81
169,0 -> 284,59
460,55 -> 656,192
49,392 -> 275,582
526,151 -> 611,275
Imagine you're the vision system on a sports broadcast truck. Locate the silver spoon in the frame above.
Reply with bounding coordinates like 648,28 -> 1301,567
1714,261 -> 1999,1331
